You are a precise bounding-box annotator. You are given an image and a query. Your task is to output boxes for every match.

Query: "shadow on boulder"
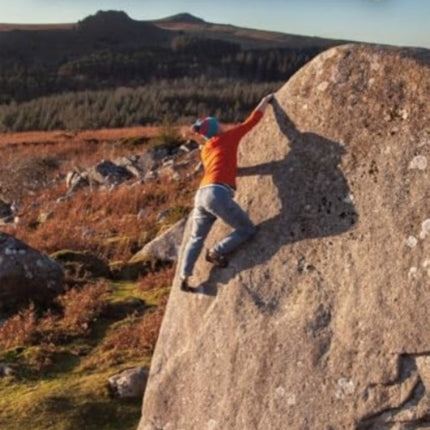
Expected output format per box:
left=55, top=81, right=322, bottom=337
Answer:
left=204, top=100, right=358, bottom=311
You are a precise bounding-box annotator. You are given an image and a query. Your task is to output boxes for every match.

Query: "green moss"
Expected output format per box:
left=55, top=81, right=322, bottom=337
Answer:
left=106, top=280, right=170, bottom=307
left=0, top=278, right=168, bottom=430
left=108, top=281, right=146, bottom=301
left=0, top=371, right=142, bottom=430
left=140, top=286, right=171, bottom=307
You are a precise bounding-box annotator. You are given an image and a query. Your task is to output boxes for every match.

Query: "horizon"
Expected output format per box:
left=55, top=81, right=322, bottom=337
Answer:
left=0, top=0, right=428, bottom=49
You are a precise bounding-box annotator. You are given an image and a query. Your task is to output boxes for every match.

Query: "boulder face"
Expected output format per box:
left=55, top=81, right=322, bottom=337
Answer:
left=138, top=44, right=430, bottom=430
left=0, top=233, right=64, bottom=313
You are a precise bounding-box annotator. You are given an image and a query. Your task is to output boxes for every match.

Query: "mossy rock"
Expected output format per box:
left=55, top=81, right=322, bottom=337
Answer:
left=109, top=259, right=165, bottom=281
left=51, top=250, right=110, bottom=281
left=109, top=260, right=151, bottom=281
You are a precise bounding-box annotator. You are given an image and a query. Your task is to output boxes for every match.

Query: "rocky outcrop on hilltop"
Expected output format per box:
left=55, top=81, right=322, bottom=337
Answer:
left=138, top=44, right=430, bottom=430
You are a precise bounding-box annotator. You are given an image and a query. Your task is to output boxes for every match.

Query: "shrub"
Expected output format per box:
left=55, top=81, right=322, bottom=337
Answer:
left=0, top=154, right=60, bottom=201
left=0, top=304, right=38, bottom=350
left=0, top=282, right=109, bottom=353
left=148, top=118, right=184, bottom=150
left=81, top=294, right=168, bottom=370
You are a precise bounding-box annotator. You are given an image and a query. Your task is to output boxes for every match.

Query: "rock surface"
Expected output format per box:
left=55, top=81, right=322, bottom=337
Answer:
left=108, top=367, right=148, bottom=399
left=130, top=218, right=187, bottom=264
left=138, top=44, right=430, bottom=430
left=0, top=232, right=64, bottom=312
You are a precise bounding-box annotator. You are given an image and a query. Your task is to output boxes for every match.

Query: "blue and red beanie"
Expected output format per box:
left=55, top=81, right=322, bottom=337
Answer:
left=192, top=117, right=219, bottom=139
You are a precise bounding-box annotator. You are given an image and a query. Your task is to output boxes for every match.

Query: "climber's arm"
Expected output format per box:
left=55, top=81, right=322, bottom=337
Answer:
left=255, top=94, right=274, bottom=114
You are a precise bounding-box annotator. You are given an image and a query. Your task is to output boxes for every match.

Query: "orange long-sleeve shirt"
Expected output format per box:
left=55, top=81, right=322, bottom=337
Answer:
left=199, top=109, right=263, bottom=189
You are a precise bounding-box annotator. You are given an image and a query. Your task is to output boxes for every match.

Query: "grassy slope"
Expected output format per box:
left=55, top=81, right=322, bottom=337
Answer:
left=0, top=126, right=196, bottom=430
left=0, top=282, right=162, bottom=430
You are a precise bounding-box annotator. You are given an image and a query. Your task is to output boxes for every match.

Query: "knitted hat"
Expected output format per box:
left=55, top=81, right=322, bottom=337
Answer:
left=192, top=117, right=219, bottom=139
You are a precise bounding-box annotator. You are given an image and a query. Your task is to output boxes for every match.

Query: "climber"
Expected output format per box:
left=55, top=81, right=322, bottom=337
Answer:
left=179, top=93, right=274, bottom=292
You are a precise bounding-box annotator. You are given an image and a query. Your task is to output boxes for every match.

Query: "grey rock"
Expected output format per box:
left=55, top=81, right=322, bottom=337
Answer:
left=130, top=218, right=187, bottom=264
left=0, top=232, right=64, bottom=312
left=108, top=367, right=148, bottom=398
left=138, top=44, right=430, bottom=430
left=88, top=159, right=133, bottom=186
left=137, top=146, right=170, bottom=174
left=114, top=155, right=142, bottom=178
left=0, top=199, right=13, bottom=223
left=0, top=363, right=15, bottom=377
left=50, top=249, right=110, bottom=281
left=65, top=168, right=89, bottom=191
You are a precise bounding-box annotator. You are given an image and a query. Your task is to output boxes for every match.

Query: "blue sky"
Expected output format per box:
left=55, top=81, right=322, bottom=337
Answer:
left=0, top=0, right=429, bottom=48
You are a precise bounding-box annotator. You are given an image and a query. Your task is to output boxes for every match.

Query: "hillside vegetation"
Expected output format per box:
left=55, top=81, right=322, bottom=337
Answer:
left=0, top=125, right=198, bottom=430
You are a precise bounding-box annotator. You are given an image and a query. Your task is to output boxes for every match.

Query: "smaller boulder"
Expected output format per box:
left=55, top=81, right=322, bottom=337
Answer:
left=50, top=249, right=110, bottom=282
left=65, top=168, right=89, bottom=192
left=108, top=367, right=148, bottom=398
left=113, top=155, right=142, bottom=178
left=129, top=218, right=187, bottom=264
left=136, top=145, right=170, bottom=175
left=0, top=199, right=14, bottom=224
left=0, top=363, right=15, bottom=377
left=0, top=233, right=64, bottom=312
left=88, top=160, right=133, bottom=186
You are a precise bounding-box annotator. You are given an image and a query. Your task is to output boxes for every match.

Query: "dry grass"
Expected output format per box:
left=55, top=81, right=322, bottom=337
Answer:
left=0, top=305, right=38, bottom=351
left=81, top=294, right=168, bottom=370
left=7, top=174, right=196, bottom=262
left=0, top=126, right=199, bottom=262
left=138, top=265, right=176, bottom=291
left=0, top=154, right=60, bottom=201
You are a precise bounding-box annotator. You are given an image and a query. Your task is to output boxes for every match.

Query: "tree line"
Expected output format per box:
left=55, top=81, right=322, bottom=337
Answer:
left=0, top=34, right=323, bottom=131
left=0, top=79, right=282, bottom=131
left=0, top=44, right=318, bottom=101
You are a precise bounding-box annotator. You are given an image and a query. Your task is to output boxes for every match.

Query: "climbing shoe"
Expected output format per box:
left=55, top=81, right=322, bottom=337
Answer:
left=205, top=249, right=228, bottom=268
left=180, top=276, right=191, bottom=292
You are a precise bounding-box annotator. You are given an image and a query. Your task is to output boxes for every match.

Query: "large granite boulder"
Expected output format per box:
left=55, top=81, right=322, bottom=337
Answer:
left=138, top=44, right=430, bottom=430
left=0, top=233, right=64, bottom=312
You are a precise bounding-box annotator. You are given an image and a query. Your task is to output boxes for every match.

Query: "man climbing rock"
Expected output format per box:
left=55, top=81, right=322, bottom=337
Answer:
left=179, top=93, right=274, bottom=292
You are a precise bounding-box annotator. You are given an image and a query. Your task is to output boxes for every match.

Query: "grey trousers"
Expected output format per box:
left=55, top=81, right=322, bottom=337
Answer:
left=180, top=185, right=256, bottom=277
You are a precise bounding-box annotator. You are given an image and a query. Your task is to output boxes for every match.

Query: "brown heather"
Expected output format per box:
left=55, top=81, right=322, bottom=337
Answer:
left=81, top=296, right=168, bottom=370
left=0, top=127, right=199, bottom=262
left=0, top=126, right=195, bottom=385
left=0, top=282, right=108, bottom=353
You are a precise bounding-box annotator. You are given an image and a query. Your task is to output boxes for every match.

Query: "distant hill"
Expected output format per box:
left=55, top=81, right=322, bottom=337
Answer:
left=0, top=10, right=346, bottom=50
left=0, top=10, right=350, bottom=129
left=157, top=13, right=207, bottom=25
left=77, top=10, right=170, bottom=44
left=0, top=23, right=75, bottom=31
